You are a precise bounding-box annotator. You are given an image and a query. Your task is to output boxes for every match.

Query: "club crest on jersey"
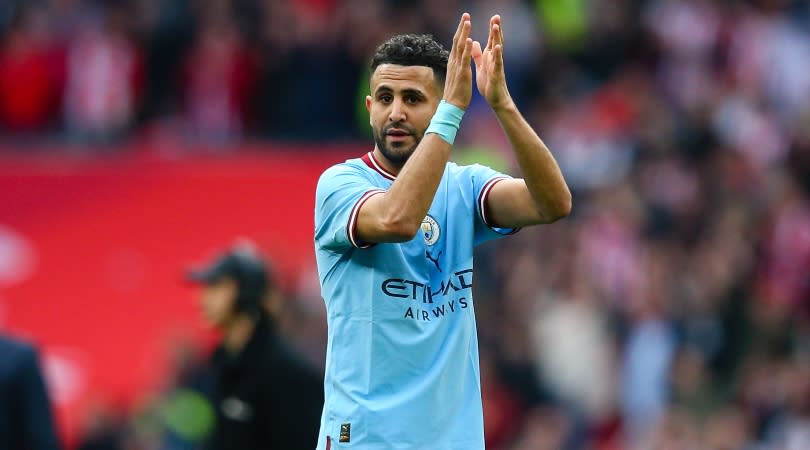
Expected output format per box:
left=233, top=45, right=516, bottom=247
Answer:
left=421, top=215, right=440, bottom=246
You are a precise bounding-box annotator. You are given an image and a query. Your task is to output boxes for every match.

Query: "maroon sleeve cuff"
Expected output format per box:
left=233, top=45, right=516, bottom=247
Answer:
left=347, top=189, right=385, bottom=248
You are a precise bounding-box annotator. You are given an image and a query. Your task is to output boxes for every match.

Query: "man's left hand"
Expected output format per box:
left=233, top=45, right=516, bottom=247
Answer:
left=472, top=15, right=513, bottom=112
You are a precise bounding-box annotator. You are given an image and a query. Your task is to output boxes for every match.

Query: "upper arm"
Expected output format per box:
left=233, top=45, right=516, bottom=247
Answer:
left=485, top=178, right=549, bottom=228
left=314, top=164, right=420, bottom=252
left=354, top=190, right=419, bottom=244
left=465, top=165, right=524, bottom=244
left=315, top=166, right=384, bottom=252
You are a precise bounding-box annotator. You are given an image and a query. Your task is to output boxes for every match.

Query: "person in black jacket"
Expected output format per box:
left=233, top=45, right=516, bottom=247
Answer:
left=188, top=243, right=323, bottom=450
left=0, top=334, right=62, bottom=450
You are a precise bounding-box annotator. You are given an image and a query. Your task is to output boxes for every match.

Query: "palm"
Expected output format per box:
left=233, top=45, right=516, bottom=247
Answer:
left=475, top=48, right=501, bottom=102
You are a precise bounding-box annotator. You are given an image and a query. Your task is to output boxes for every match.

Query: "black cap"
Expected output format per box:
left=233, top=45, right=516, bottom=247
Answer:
left=187, top=244, right=272, bottom=315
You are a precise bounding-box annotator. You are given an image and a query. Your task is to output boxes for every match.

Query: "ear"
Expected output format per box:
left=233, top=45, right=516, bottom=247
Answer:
left=366, top=95, right=373, bottom=125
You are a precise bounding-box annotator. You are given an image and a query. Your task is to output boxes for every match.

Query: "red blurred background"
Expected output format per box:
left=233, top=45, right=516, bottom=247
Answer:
left=0, top=145, right=352, bottom=446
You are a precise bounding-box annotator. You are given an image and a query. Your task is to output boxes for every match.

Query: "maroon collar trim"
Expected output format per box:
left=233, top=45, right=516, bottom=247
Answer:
left=361, top=152, right=397, bottom=180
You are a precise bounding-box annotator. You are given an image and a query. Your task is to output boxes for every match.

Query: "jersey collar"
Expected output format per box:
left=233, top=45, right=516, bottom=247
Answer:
left=362, top=151, right=397, bottom=181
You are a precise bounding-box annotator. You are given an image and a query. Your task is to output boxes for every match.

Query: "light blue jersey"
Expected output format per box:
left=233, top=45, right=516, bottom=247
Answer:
left=313, top=151, right=517, bottom=450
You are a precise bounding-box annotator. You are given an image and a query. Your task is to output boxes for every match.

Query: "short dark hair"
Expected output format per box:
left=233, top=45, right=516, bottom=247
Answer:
left=370, top=34, right=449, bottom=84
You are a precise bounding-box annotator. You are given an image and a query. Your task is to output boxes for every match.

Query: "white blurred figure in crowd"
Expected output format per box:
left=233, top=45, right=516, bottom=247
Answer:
left=530, top=270, right=617, bottom=440
left=63, top=4, right=141, bottom=144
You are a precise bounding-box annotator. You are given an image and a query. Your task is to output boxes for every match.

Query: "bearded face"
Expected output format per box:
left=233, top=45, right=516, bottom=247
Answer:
left=366, top=64, right=442, bottom=168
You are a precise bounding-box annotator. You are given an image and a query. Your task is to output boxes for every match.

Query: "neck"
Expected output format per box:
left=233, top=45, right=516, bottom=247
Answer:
left=222, top=314, right=257, bottom=355
left=372, top=147, right=404, bottom=176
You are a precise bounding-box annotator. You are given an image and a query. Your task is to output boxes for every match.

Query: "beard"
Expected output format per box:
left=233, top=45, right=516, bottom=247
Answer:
left=372, top=122, right=423, bottom=167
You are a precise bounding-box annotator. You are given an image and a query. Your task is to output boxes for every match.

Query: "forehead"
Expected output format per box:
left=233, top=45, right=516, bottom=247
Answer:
left=370, top=64, right=440, bottom=95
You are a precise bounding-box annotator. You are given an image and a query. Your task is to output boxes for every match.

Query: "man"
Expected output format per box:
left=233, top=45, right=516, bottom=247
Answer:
left=188, top=244, right=323, bottom=449
left=0, top=334, right=62, bottom=450
left=313, top=12, right=571, bottom=450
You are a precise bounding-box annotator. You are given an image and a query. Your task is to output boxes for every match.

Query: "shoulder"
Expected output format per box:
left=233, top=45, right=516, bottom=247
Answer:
left=317, top=159, right=373, bottom=189
left=446, top=162, right=506, bottom=182
left=0, top=335, right=39, bottom=375
left=448, top=161, right=495, bottom=173
left=318, top=158, right=368, bottom=181
left=0, top=335, right=37, bottom=358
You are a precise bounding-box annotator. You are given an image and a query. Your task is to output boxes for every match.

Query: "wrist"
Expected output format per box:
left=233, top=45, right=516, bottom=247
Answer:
left=426, top=100, right=465, bottom=145
left=440, top=98, right=467, bottom=110
left=491, top=97, right=517, bottom=116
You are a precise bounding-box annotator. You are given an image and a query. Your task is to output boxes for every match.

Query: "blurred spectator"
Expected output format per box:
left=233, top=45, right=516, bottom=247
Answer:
left=137, top=0, right=195, bottom=124
left=62, top=3, right=142, bottom=144
left=646, top=407, right=700, bottom=450
left=180, top=4, right=257, bottom=144
left=701, top=406, right=755, bottom=450
left=0, top=334, right=62, bottom=450
left=187, top=243, right=323, bottom=450
left=529, top=270, right=617, bottom=448
left=479, top=343, right=529, bottom=450
left=762, top=361, right=810, bottom=449
left=506, top=406, right=570, bottom=450
left=755, top=175, right=810, bottom=310
left=256, top=0, right=364, bottom=140
left=620, top=304, right=677, bottom=448
left=0, top=4, right=61, bottom=135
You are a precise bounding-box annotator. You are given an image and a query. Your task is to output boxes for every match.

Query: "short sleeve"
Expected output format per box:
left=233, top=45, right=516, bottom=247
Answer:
left=315, top=165, right=385, bottom=252
left=464, top=164, right=520, bottom=245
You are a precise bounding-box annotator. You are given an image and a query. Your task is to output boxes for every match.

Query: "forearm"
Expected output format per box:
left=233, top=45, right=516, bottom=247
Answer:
left=495, top=102, right=571, bottom=220
left=356, top=13, right=473, bottom=242
left=380, top=134, right=452, bottom=235
left=378, top=14, right=471, bottom=236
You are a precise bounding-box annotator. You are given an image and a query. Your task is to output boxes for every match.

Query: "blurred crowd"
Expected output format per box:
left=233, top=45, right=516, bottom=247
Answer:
left=0, top=0, right=485, bottom=145
left=3, top=0, right=810, bottom=449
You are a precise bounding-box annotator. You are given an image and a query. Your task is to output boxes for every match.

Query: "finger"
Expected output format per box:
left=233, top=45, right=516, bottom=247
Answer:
left=494, top=44, right=504, bottom=71
left=495, top=14, right=504, bottom=45
left=471, top=40, right=483, bottom=68
left=485, top=16, right=496, bottom=51
left=457, top=20, right=471, bottom=59
left=452, top=13, right=470, bottom=48
left=462, top=37, right=473, bottom=68
left=494, top=23, right=504, bottom=48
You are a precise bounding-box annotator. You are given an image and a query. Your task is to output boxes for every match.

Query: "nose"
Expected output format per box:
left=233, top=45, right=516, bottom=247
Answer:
left=388, top=98, right=406, bottom=122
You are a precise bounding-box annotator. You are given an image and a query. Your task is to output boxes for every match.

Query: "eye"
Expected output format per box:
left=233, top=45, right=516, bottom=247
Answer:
left=405, top=95, right=421, bottom=105
left=379, top=94, right=393, bottom=103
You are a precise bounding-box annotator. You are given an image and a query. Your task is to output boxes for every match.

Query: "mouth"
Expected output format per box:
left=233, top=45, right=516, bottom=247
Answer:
left=386, top=128, right=411, bottom=137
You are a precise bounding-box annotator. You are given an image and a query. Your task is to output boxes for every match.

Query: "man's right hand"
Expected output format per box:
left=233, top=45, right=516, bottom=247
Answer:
left=443, top=13, right=473, bottom=110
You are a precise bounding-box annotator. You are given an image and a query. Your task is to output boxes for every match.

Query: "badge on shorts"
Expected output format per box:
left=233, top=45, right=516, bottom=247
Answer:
left=421, top=215, right=440, bottom=246
left=339, top=423, right=351, bottom=443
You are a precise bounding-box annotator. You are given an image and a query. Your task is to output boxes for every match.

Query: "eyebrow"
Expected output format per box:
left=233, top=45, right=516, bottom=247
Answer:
left=374, top=86, right=427, bottom=99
